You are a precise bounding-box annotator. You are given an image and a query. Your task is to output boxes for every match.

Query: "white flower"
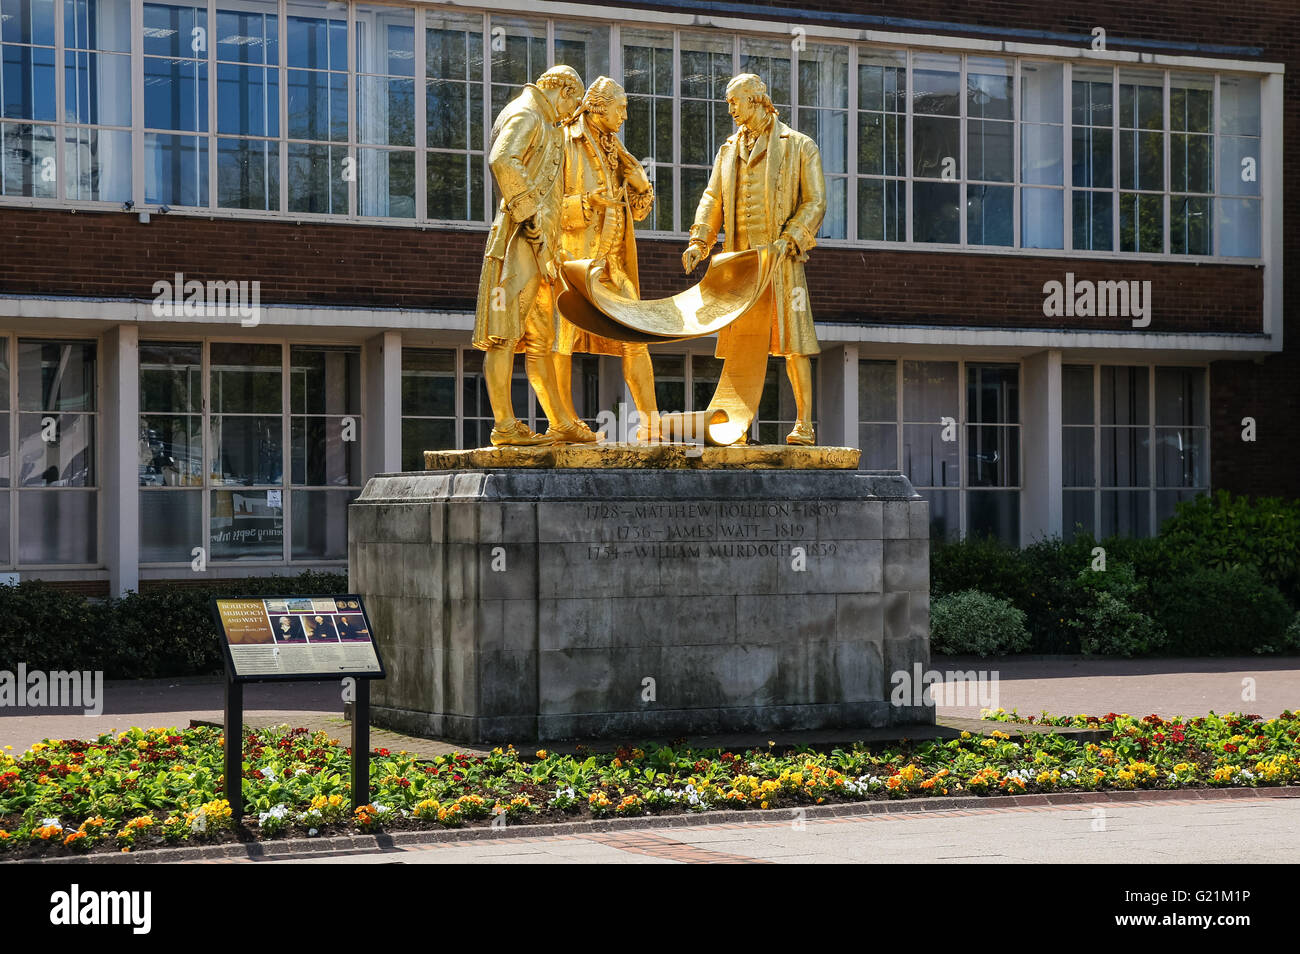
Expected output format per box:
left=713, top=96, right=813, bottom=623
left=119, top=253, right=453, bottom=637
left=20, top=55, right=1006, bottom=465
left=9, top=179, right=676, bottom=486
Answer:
left=308, top=828, right=319, bottom=837
left=40, top=817, right=61, bottom=830
left=259, top=766, right=277, bottom=781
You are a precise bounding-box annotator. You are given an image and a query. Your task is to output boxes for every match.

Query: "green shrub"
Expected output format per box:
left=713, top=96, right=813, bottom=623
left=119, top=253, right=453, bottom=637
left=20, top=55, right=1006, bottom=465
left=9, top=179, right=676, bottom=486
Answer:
left=0, top=572, right=349, bottom=679
left=1152, top=564, right=1293, bottom=656
left=1157, top=491, right=1300, bottom=606
left=1068, top=563, right=1166, bottom=656
left=930, top=589, right=1031, bottom=657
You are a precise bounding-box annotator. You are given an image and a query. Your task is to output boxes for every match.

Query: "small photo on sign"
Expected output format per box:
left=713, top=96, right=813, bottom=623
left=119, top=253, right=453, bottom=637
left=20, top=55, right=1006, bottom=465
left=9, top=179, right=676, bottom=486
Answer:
left=303, top=614, right=340, bottom=642
left=285, top=598, right=314, bottom=613
left=270, top=615, right=307, bottom=643
left=265, top=600, right=289, bottom=614
left=335, top=614, right=370, bottom=641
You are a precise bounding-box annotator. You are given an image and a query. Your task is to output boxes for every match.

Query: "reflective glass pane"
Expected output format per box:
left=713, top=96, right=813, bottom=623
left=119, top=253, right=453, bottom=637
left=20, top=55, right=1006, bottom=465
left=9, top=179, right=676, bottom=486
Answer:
left=1062, top=426, right=1094, bottom=486
left=291, top=488, right=355, bottom=560
left=1101, top=489, right=1150, bottom=538
left=290, top=346, right=359, bottom=415
left=401, top=417, right=454, bottom=470
left=18, top=339, right=95, bottom=410
left=858, top=359, right=897, bottom=421
left=291, top=416, right=359, bottom=486
left=210, top=415, right=283, bottom=484
left=968, top=490, right=1019, bottom=543
left=903, top=360, right=958, bottom=422
left=1062, top=365, right=1094, bottom=425
left=144, top=132, right=207, bottom=205
left=902, top=423, right=959, bottom=488
left=18, top=488, right=95, bottom=563
left=18, top=412, right=94, bottom=485
left=857, top=422, right=896, bottom=470
left=1155, top=367, right=1206, bottom=426
left=63, top=125, right=131, bottom=201
left=139, top=488, right=201, bottom=561
left=210, top=488, right=283, bottom=559
left=1100, top=426, right=1149, bottom=487
left=140, top=341, right=201, bottom=413
left=216, top=136, right=278, bottom=209
left=1155, top=427, right=1205, bottom=488
left=139, top=414, right=202, bottom=485
left=1100, top=366, right=1148, bottom=425
left=210, top=342, right=280, bottom=413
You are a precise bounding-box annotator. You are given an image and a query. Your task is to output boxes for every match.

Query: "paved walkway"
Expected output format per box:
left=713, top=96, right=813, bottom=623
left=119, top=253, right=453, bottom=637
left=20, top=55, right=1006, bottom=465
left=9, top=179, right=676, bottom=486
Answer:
left=2, top=656, right=1298, bottom=753
left=244, top=794, right=1300, bottom=864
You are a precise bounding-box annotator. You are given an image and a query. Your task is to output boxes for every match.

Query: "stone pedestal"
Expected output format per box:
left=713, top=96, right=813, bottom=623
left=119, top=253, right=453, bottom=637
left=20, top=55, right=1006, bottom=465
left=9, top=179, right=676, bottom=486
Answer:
left=348, top=468, right=932, bottom=743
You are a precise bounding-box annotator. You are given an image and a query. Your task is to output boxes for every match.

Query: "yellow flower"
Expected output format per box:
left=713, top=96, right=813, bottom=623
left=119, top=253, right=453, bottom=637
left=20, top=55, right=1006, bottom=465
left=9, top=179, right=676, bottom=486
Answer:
left=535, top=749, right=548, bottom=759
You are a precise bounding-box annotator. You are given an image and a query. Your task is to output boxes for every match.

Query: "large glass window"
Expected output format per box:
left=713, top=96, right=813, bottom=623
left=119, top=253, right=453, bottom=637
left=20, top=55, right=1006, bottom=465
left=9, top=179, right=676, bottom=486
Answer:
left=209, top=341, right=282, bottom=560
left=355, top=3, right=414, bottom=218
left=860, top=357, right=1019, bottom=543
left=400, top=347, right=454, bottom=470
left=140, top=340, right=358, bottom=566
left=425, top=10, right=482, bottom=222
left=15, top=339, right=97, bottom=565
left=64, top=0, right=132, bottom=201
left=1020, top=60, right=1063, bottom=249
left=143, top=1, right=208, bottom=206
left=754, top=356, right=816, bottom=445
left=1062, top=364, right=1208, bottom=539
left=286, top=0, right=347, bottom=213
left=965, top=57, right=1013, bottom=247
left=0, top=7, right=1275, bottom=257
left=139, top=342, right=202, bottom=562
left=856, top=50, right=905, bottom=242
left=0, top=0, right=56, bottom=198
left=622, top=27, right=673, bottom=232
left=215, top=0, right=279, bottom=210
left=290, top=344, right=360, bottom=559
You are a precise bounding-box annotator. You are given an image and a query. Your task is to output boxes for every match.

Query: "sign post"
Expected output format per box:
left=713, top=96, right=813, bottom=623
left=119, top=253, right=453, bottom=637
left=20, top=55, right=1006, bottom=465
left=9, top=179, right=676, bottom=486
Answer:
left=211, top=594, right=386, bottom=824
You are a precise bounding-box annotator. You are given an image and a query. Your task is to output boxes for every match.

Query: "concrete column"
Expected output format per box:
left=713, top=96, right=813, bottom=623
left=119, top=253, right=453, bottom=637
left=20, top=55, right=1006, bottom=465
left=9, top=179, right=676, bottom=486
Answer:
left=103, top=324, right=139, bottom=596
left=1021, top=349, right=1062, bottom=545
left=816, top=343, right=858, bottom=448
left=363, top=331, right=402, bottom=476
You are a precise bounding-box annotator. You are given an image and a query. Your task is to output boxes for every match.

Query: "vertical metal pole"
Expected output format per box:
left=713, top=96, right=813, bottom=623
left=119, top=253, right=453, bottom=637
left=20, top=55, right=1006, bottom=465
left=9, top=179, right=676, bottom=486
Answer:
left=351, top=678, right=370, bottom=809
left=224, top=679, right=243, bottom=823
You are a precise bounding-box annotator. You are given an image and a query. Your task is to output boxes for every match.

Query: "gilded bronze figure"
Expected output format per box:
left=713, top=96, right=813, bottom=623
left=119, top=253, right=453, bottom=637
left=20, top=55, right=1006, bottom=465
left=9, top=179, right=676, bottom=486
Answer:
left=683, top=73, right=827, bottom=446
left=552, top=76, right=661, bottom=442
left=472, top=64, right=598, bottom=446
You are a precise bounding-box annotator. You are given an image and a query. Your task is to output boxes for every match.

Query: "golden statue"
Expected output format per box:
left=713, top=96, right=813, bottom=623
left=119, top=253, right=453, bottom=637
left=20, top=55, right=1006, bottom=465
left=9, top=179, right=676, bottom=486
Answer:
left=552, top=76, right=661, bottom=442
left=472, top=65, right=599, bottom=446
left=682, top=73, right=827, bottom=446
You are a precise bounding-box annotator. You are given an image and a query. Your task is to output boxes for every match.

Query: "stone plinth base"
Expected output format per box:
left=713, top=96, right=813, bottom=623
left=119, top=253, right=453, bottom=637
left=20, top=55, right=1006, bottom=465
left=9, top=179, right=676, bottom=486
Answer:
left=349, top=469, right=932, bottom=744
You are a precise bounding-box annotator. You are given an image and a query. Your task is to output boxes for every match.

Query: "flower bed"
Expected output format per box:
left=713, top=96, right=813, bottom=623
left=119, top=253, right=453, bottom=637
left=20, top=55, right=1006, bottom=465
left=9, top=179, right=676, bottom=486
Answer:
left=2, top=710, right=1298, bottom=858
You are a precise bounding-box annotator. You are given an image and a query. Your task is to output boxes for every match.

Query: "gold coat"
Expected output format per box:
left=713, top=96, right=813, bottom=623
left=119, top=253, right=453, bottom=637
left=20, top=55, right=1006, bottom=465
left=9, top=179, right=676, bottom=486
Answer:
left=688, top=118, right=826, bottom=357
left=472, top=84, right=566, bottom=351
left=556, top=114, right=654, bottom=356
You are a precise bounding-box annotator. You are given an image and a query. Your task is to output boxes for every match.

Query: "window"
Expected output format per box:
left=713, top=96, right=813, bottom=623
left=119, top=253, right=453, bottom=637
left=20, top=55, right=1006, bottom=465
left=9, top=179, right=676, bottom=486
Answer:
left=215, top=0, right=278, bottom=210
left=143, top=1, right=208, bottom=206
left=14, top=339, right=98, bottom=565
left=139, top=341, right=202, bottom=562
left=1020, top=60, right=1063, bottom=249
left=355, top=3, right=414, bottom=218
left=622, top=28, right=673, bottom=232
left=856, top=50, right=905, bottom=242
left=798, top=44, right=847, bottom=239
left=965, top=57, right=1013, bottom=246
left=1118, top=69, right=1164, bottom=253
left=1217, top=75, right=1261, bottom=257
left=64, top=0, right=132, bottom=201
left=859, top=357, right=1020, bottom=543
left=1062, top=364, right=1208, bottom=539
left=678, top=31, right=731, bottom=233
left=140, top=340, right=357, bottom=565
left=0, top=4, right=1275, bottom=257
left=285, top=0, right=346, bottom=213
left=1071, top=66, right=1114, bottom=251
left=400, top=347, right=455, bottom=469
left=289, top=345, right=360, bottom=559
left=425, top=10, right=482, bottom=221
left=0, top=0, right=56, bottom=198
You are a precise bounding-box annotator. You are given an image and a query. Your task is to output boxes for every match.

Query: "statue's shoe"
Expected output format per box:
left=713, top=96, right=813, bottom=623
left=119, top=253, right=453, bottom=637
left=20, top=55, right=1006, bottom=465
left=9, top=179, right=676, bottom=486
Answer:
left=489, top=419, right=554, bottom=447
left=546, top=420, right=603, bottom=444
left=785, top=421, right=816, bottom=446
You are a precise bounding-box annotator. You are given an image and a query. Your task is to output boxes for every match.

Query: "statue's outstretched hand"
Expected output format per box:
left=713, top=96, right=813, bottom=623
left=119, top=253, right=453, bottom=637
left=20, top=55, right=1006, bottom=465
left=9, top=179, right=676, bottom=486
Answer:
left=682, top=243, right=706, bottom=274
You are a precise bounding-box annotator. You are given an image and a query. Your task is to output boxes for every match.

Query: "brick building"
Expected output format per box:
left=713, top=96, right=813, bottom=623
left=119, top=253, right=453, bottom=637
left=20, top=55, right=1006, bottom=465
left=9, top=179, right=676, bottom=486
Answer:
left=0, top=0, right=1292, bottom=595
